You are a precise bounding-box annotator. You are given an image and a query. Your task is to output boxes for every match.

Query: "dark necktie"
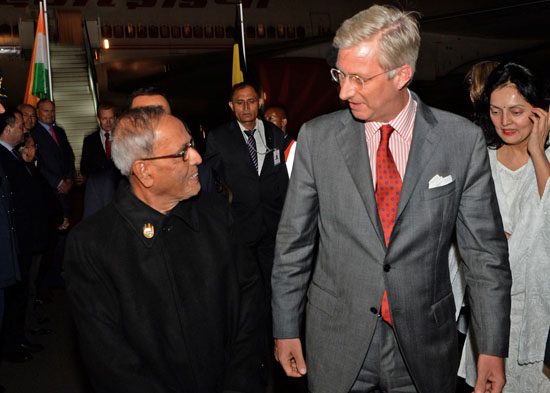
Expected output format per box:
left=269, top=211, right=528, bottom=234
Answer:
left=375, top=124, right=402, bottom=326
left=104, top=132, right=111, bottom=160
left=244, top=129, right=258, bottom=171
left=49, top=126, right=59, bottom=146
left=11, top=148, right=23, bottom=161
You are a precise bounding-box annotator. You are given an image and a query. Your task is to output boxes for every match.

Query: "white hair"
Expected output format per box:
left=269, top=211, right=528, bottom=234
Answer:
left=111, top=107, right=164, bottom=176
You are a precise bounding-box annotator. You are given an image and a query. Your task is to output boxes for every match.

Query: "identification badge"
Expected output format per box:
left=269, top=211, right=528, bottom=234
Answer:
left=273, top=148, right=281, bottom=166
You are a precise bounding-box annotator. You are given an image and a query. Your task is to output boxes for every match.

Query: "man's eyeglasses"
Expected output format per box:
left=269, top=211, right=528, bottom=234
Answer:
left=140, top=140, right=195, bottom=162
left=330, top=67, right=398, bottom=90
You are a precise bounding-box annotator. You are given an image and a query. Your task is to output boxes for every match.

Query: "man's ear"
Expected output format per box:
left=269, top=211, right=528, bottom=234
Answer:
left=394, top=64, right=413, bottom=90
left=131, top=160, right=154, bottom=188
left=258, top=98, right=264, bottom=109
left=228, top=101, right=234, bottom=112
left=282, top=118, right=288, bottom=129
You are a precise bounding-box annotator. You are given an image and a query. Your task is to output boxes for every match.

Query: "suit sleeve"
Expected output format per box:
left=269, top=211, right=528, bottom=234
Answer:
left=204, top=130, right=225, bottom=182
left=224, top=208, right=264, bottom=393
left=271, top=122, right=319, bottom=338
left=455, top=128, right=512, bottom=357
left=64, top=230, right=172, bottom=393
left=60, top=128, right=76, bottom=181
left=80, top=136, right=92, bottom=178
left=31, top=130, right=61, bottom=190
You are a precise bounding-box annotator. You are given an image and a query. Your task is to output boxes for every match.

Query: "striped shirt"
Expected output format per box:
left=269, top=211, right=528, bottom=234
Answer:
left=364, top=90, right=417, bottom=187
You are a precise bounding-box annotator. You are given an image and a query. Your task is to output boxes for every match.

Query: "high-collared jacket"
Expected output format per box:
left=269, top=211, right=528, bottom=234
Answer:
left=64, top=182, right=264, bottom=393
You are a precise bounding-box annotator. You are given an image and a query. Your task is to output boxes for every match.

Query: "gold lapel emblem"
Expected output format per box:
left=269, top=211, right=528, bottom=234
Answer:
left=143, top=223, right=154, bottom=238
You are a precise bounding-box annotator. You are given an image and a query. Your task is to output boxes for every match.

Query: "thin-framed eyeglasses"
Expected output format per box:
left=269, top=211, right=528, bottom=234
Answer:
left=330, top=67, right=399, bottom=90
left=140, top=140, right=195, bottom=162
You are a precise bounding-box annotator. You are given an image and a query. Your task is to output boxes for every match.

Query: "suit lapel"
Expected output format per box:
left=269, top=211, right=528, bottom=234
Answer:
left=38, top=124, right=60, bottom=151
left=396, top=96, right=441, bottom=219
left=335, top=113, right=386, bottom=247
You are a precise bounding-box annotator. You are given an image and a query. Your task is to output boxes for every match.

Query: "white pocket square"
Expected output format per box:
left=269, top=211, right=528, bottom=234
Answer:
left=428, top=174, right=454, bottom=189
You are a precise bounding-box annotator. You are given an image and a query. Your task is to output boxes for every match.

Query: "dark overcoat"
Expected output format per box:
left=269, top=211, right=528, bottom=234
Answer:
left=64, top=182, right=264, bottom=393
left=0, top=161, right=19, bottom=288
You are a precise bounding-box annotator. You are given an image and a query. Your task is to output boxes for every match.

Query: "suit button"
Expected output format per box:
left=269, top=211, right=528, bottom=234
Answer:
left=370, top=307, right=378, bottom=314
left=383, top=264, right=391, bottom=272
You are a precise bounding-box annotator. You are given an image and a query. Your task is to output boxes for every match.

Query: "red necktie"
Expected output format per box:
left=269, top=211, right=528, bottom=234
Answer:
left=104, top=132, right=111, bottom=160
left=49, top=126, right=59, bottom=146
left=375, top=124, right=402, bottom=325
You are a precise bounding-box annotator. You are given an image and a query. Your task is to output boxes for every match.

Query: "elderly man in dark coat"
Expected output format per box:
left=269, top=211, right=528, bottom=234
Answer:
left=64, top=107, right=263, bottom=393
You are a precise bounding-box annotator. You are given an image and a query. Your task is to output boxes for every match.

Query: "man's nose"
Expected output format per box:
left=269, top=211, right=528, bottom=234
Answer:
left=189, top=147, right=202, bottom=165
left=338, top=77, right=356, bottom=101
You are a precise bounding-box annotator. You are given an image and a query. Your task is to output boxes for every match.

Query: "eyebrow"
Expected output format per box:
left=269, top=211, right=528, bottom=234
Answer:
left=489, top=104, right=527, bottom=110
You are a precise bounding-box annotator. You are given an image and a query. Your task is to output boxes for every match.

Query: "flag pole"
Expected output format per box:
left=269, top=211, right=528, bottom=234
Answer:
left=42, top=0, right=53, bottom=101
left=239, top=1, right=247, bottom=69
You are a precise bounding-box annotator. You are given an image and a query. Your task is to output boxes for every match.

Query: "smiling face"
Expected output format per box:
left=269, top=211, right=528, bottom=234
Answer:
left=336, top=39, right=411, bottom=123
left=489, top=84, right=534, bottom=148
left=20, top=105, right=37, bottom=131
left=147, top=115, right=202, bottom=207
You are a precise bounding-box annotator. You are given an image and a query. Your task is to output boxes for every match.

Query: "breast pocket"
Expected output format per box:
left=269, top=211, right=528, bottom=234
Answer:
left=422, top=181, right=456, bottom=201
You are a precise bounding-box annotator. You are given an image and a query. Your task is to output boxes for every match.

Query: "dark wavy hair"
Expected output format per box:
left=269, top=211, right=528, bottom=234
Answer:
left=478, top=61, right=549, bottom=149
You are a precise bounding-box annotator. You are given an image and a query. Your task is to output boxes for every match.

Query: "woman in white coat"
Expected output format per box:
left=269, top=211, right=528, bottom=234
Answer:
left=459, top=62, right=550, bottom=392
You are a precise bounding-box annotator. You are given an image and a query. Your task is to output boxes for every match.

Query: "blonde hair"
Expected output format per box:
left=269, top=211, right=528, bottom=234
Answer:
left=465, top=60, right=500, bottom=104
left=333, top=5, right=421, bottom=78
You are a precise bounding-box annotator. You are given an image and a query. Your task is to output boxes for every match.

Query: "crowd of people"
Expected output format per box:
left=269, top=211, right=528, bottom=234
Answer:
left=1, top=4, right=550, bottom=393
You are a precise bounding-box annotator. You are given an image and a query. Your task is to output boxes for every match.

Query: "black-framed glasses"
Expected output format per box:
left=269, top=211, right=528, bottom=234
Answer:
left=330, top=67, right=398, bottom=90
left=140, top=140, right=195, bottom=162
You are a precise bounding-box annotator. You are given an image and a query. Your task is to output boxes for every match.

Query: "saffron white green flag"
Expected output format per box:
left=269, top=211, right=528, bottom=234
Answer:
left=24, top=2, right=50, bottom=106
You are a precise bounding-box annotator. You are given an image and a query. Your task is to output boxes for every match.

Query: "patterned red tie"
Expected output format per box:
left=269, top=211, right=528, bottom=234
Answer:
left=49, top=126, right=59, bottom=146
left=375, top=124, right=402, bottom=325
left=104, top=132, right=111, bottom=160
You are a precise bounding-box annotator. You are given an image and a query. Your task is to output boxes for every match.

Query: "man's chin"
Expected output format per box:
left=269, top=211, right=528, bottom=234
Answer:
left=349, top=107, right=369, bottom=122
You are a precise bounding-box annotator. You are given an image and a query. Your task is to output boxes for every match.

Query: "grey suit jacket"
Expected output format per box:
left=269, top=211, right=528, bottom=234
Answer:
left=271, top=93, right=512, bottom=393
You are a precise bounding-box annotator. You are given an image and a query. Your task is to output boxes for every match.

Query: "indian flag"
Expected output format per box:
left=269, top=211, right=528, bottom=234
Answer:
left=24, top=2, right=50, bottom=106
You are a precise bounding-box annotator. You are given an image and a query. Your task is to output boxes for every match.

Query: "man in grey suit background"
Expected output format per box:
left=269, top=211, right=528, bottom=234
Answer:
left=271, top=5, right=512, bottom=393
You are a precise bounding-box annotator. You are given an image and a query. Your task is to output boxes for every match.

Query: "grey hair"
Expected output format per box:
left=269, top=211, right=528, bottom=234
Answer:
left=111, top=106, right=165, bottom=176
left=16, top=103, right=36, bottom=112
left=333, top=5, right=421, bottom=79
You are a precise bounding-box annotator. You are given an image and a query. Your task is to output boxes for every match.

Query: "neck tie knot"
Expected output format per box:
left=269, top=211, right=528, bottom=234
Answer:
left=379, top=124, right=394, bottom=143
left=244, top=129, right=256, bottom=138
left=105, top=132, right=110, bottom=140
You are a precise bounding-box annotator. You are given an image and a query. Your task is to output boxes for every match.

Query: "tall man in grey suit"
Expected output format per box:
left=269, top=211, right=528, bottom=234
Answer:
left=272, top=5, right=512, bottom=393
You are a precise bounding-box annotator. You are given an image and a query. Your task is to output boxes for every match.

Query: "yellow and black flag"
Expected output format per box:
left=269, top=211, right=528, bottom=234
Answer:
left=232, top=2, right=247, bottom=87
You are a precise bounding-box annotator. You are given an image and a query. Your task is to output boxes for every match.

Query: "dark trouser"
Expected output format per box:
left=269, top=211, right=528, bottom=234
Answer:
left=2, top=253, right=32, bottom=352
left=25, top=254, right=42, bottom=329
left=349, top=318, right=417, bottom=393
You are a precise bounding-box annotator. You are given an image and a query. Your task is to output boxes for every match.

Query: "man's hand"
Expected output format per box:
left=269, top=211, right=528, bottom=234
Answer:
left=57, top=178, right=73, bottom=194
left=58, top=217, right=69, bottom=231
left=274, top=338, right=307, bottom=378
left=473, top=354, right=506, bottom=393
